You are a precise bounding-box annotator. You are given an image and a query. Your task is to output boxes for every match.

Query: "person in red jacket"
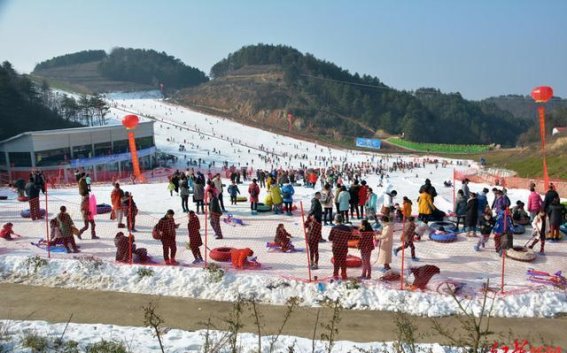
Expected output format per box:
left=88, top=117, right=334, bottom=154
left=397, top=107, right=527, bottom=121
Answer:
left=155, top=209, right=179, bottom=265
left=358, top=219, right=375, bottom=279
left=274, top=223, right=293, bottom=252
left=248, top=179, right=260, bottom=215
left=329, top=214, right=352, bottom=280
left=0, top=223, right=21, bottom=240
left=305, top=214, right=322, bottom=270
left=358, top=180, right=369, bottom=219
left=188, top=211, right=203, bottom=263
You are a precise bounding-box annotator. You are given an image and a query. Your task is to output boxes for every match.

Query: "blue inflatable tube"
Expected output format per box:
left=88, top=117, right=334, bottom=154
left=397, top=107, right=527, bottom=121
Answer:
left=20, top=209, right=46, bottom=218
left=429, top=230, right=458, bottom=243
left=560, top=223, right=567, bottom=235
left=429, top=221, right=457, bottom=233
left=96, top=203, right=112, bottom=214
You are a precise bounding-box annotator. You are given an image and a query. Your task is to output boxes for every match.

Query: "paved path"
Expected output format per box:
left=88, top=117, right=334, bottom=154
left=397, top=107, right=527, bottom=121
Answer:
left=1, top=283, right=565, bottom=347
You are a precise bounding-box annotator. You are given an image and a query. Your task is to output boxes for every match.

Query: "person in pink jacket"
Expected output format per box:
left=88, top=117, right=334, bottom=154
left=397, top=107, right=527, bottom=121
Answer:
left=527, top=186, right=543, bottom=222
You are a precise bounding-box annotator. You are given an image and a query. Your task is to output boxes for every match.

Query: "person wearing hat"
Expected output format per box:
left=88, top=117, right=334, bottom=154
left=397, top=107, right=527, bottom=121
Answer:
left=155, top=209, right=179, bottom=265
left=380, top=190, right=397, bottom=218
left=512, top=201, right=530, bottom=225
left=208, top=189, right=224, bottom=239
left=542, top=183, right=559, bottom=214
left=464, top=192, right=478, bottom=237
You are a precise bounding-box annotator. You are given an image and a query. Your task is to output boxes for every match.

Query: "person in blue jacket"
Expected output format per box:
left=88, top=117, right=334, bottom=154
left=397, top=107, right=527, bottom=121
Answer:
left=281, top=183, right=295, bottom=216
left=492, top=206, right=514, bottom=256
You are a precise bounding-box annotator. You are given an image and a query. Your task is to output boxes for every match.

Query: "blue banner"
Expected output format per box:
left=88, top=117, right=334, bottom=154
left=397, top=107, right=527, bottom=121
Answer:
left=355, top=137, right=381, bottom=150
left=70, top=147, right=156, bottom=168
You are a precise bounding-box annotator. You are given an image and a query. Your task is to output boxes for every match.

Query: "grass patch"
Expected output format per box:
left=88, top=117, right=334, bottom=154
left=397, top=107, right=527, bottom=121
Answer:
left=387, top=137, right=491, bottom=154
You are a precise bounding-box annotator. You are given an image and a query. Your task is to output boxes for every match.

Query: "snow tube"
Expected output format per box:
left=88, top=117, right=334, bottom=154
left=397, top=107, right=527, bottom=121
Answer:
left=209, top=247, right=234, bottom=262
left=506, top=246, right=536, bottom=262
left=429, top=231, right=458, bottom=243
left=331, top=255, right=362, bottom=268
left=0, top=196, right=7, bottom=200
left=513, top=224, right=525, bottom=235
left=560, top=223, right=567, bottom=235
left=20, top=208, right=46, bottom=218
left=292, top=183, right=302, bottom=187
left=96, top=203, right=112, bottom=214
left=347, top=239, right=359, bottom=248
left=256, top=203, right=272, bottom=213
left=429, top=221, right=457, bottom=233
left=17, top=196, right=29, bottom=202
left=236, top=195, right=247, bottom=202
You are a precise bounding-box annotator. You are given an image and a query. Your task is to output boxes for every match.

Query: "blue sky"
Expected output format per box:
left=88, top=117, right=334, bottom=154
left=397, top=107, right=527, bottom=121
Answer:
left=0, top=0, right=566, bottom=100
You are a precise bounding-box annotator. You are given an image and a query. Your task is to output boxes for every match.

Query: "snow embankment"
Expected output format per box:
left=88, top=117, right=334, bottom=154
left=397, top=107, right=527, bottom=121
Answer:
left=1, top=255, right=565, bottom=319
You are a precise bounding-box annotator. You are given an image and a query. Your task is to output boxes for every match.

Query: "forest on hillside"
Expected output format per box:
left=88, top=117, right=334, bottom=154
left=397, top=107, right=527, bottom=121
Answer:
left=210, top=44, right=530, bottom=146
left=34, top=48, right=209, bottom=90
left=0, top=61, right=81, bottom=141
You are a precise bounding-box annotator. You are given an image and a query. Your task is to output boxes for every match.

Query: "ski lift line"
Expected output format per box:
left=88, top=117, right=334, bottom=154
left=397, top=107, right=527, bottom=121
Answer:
left=302, top=74, right=567, bottom=102
left=300, top=74, right=392, bottom=90
left=111, top=105, right=285, bottom=157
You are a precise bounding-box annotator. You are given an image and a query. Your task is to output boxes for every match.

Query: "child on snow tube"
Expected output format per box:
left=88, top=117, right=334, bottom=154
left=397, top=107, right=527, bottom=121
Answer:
left=271, top=224, right=294, bottom=252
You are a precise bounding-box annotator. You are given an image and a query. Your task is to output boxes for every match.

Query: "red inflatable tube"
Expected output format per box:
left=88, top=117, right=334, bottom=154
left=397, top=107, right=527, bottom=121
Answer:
left=209, top=247, right=234, bottom=262
left=331, top=255, right=362, bottom=268
left=17, top=196, right=29, bottom=202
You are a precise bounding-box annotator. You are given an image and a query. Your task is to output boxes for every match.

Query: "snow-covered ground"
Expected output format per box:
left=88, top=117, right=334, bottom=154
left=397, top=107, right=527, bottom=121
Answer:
left=0, top=319, right=457, bottom=353
left=0, top=93, right=566, bottom=319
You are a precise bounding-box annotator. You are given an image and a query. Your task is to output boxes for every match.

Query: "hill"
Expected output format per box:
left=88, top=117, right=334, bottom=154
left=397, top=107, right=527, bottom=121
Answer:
left=0, top=61, right=82, bottom=141
left=32, top=48, right=208, bottom=93
left=481, top=94, right=567, bottom=120
left=176, top=44, right=529, bottom=146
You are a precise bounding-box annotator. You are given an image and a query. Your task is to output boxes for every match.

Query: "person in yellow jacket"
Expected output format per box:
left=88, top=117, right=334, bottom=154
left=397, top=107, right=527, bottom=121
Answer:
left=417, top=191, right=435, bottom=222
left=270, top=184, right=283, bottom=214
left=266, top=175, right=273, bottom=190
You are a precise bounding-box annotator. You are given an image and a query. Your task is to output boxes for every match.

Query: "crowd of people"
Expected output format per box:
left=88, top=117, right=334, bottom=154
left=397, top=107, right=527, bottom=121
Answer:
left=5, top=154, right=565, bottom=287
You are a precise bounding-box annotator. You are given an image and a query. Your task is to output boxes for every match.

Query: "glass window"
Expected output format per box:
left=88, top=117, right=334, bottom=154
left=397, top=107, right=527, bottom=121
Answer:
left=72, top=144, right=93, bottom=159
left=94, top=142, right=112, bottom=157
left=136, top=136, right=154, bottom=150
left=113, top=140, right=129, bottom=154
left=9, top=152, right=32, bottom=167
left=35, top=148, right=71, bottom=167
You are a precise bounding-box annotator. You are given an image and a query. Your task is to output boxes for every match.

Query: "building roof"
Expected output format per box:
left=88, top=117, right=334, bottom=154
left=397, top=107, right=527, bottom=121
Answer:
left=0, top=121, right=154, bottom=146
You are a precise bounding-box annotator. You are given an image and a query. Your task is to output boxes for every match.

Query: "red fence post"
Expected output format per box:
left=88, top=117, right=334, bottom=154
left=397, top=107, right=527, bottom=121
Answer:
left=204, top=197, right=208, bottom=268
left=501, top=209, right=508, bottom=293
left=45, top=183, right=50, bottom=259
left=400, top=215, right=406, bottom=290
left=299, top=201, right=312, bottom=282
left=128, top=195, right=133, bottom=265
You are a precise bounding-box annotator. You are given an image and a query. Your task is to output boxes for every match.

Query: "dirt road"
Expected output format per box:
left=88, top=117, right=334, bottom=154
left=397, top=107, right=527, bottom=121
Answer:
left=2, top=283, right=565, bottom=347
